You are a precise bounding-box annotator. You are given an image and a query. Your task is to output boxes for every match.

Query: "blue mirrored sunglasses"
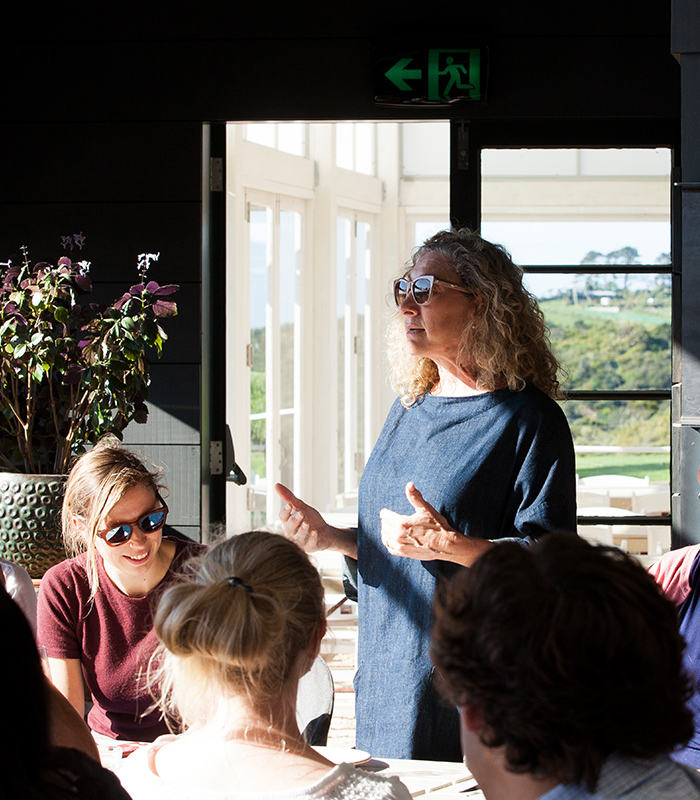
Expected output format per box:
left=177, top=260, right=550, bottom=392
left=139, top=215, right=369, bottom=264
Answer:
left=393, top=275, right=472, bottom=306
left=97, top=501, right=169, bottom=547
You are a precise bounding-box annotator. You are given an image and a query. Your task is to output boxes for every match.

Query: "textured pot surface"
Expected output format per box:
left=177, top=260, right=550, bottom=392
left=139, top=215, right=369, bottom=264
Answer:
left=0, top=473, right=67, bottom=579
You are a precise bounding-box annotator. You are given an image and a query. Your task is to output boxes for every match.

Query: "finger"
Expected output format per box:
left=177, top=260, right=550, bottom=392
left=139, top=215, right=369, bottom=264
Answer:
left=405, top=481, right=431, bottom=512
left=275, top=482, right=299, bottom=506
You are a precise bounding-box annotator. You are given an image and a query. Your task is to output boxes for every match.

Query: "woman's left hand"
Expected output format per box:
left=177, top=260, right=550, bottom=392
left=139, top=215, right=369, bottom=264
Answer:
left=380, top=482, right=459, bottom=561
left=380, top=482, right=492, bottom=566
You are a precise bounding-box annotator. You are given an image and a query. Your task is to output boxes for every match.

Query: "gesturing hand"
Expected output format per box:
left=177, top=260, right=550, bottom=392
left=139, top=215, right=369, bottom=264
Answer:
left=380, top=482, right=458, bottom=562
left=275, top=483, right=334, bottom=553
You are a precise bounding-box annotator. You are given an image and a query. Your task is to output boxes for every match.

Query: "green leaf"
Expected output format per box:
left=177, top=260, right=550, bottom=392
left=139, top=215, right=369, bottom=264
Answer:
left=54, top=306, right=70, bottom=324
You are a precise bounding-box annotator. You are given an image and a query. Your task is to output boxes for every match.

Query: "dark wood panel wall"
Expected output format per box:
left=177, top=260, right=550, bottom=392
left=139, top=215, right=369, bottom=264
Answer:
left=0, top=0, right=686, bottom=541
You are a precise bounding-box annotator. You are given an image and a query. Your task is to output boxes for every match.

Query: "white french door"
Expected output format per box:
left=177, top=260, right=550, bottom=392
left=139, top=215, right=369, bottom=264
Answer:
left=245, top=191, right=304, bottom=527
left=335, top=212, right=373, bottom=506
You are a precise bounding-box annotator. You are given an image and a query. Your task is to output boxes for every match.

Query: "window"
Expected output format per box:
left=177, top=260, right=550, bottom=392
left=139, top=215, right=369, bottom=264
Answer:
left=244, top=123, right=306, bottom=156
left=482, top=147, right=672, bottom=555
left=336, top=214, right=373, bottom=505
left=246, top=195, right=303, bottom=527
left=226, top=122, right=449, bottom=530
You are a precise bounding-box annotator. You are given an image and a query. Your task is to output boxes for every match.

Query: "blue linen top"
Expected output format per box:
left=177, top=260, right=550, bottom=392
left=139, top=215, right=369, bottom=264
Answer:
left=353, top=387, right=576, bottom=760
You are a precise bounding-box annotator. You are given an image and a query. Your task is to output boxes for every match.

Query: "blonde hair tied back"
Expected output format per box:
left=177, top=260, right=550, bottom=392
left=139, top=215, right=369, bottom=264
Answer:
left=154, top=530, right=325, bottom=728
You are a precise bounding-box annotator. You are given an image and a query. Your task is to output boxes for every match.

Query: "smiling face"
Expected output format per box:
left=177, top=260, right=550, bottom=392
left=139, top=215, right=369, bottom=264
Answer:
left=93, top=483, right=169, bottom=596
left=399, top=252, right=480, bottom=368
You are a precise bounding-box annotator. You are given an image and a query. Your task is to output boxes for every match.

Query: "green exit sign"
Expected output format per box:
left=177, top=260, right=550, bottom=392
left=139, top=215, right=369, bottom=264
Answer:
left=373, top=46, right=488, bottom=106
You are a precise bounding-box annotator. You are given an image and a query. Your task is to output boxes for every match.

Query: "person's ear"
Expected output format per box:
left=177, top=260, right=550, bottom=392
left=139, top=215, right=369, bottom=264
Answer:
left=459, top=702, right=485, bottom=732
left=71, top=515, right=85, bottom=533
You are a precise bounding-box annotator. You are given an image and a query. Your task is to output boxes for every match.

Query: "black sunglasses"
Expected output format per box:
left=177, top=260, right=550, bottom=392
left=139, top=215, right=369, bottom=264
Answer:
left=393, top=275, right=472, bottom=306
left=97, top=498, right=169, bottom=547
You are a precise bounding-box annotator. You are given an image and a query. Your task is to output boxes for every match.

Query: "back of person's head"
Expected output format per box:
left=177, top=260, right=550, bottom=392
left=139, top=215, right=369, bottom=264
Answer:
left=62, top=438, right=165, bottom=594
left=154, top=530, right=325, bottom=728
left=431, top=533, right=693, bottom=791
left=0, top=585, right=51, bottom=796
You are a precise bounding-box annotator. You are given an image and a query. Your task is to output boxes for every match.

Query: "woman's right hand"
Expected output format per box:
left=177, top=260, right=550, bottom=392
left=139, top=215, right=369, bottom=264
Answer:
left=275, top=484, right=335, bottom=552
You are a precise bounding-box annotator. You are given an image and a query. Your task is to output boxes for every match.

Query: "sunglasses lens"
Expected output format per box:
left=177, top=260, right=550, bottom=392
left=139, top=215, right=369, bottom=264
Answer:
left=141, top=510, right=166, bottom=533
left=105, top=525, right=132, bottom=546
left=412, top=278, right=433, bottom=304
left=394, top=279, right=409, bottom=305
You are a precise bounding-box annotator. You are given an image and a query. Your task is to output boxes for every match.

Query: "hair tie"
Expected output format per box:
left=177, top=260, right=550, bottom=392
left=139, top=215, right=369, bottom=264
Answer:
left=227, top=576, right=253, bottom=593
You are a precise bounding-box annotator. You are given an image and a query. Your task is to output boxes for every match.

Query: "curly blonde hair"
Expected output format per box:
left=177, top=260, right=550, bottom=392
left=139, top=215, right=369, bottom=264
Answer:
left=389, top=228, right=562, bottom=406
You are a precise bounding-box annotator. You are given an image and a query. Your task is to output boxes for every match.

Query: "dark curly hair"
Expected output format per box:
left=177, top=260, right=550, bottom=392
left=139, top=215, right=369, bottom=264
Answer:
left=431, top=533, right=693, bottom=792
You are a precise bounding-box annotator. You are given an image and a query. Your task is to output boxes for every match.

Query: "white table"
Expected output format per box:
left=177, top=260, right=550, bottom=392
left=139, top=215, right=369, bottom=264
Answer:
left=359, top=757, right=484, bottom=799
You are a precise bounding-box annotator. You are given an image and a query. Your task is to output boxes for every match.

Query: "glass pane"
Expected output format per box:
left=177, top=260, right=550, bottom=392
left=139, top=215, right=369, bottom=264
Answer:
left=278, top=123, right=305, bottom=156
left=563, top=398, right=670, bottom=520
left=564, top=398, right=670, bottom=454
left=355, top=123, right=375, bottom=176
left=529, top=272, right=671, bottom=391
left=336, top=124, right=354, bottom=170
left=481, top=147, right=671, bottom=267
left=336, top=217, right=352, bottom=494
left=402, top=122, right=450, bottom=176
left=245, top=123, right=276, bottom=148
left=413, top=220, right=451, bottom=249
left=279, top=209, right=300, bottom=489
left=481, top=221, right=671, bottom=267
left=356, top=222, right=370, bottom=470
left=578, top=524, right=671, bottom=556
left=249, top=205, right=270, bottom=493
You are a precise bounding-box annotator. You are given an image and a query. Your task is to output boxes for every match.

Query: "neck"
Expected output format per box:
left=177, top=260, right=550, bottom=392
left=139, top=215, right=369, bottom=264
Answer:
left=432, top=362, right=486, bottom=396
left=480, top=773, right=559, bottom=800
left=200, top=682, right=306, bottom=749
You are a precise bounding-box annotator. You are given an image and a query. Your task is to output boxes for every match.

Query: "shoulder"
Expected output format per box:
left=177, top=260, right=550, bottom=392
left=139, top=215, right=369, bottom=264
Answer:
left=1, top=557, right=37, bottom=632
left=501, top=385, right=567, bottom=422
left=169, top=538, right=206, bottom=571
left=649, top=544, right=700, bottom=605
left=319, top=763, right=412, bottom=800
left=39, top=555, right=89, bottom=596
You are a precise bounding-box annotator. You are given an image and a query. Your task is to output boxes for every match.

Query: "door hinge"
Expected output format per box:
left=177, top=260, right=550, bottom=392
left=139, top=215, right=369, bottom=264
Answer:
left=210, top=157, right=223, bottom=192
left=210, top=441, right=223, bottom=475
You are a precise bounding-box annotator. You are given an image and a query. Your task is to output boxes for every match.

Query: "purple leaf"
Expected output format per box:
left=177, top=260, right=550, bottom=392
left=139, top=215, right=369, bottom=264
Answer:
left=152, top=299, right=178, bottom=317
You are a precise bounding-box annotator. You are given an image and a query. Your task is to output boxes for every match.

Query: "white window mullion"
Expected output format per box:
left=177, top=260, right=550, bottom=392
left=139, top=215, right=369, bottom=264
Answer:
left=267, top=201, right=282, bottom=523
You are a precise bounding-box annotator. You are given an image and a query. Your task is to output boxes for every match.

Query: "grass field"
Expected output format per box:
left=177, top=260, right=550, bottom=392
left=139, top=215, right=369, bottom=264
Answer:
left=575, top=452, right=669, bottom=482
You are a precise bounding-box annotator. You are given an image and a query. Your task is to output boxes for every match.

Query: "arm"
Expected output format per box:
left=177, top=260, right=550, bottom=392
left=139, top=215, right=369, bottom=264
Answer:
left=275, top=483, right=358, bottom=560
left=380, top=482, right=493, bottom=568
left=48, top=656, right=86, bottom=721
left=46, top=677, right=99, bottom=760
left=648, top=544, right=700, bottom=606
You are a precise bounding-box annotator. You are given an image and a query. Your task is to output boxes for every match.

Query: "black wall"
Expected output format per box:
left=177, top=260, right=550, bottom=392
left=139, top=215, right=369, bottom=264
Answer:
left=0, top=0, right=681, bottom=539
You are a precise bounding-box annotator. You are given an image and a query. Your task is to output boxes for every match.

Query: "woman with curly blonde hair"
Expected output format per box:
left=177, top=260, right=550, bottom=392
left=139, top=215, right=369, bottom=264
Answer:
left=388, top=228, right=562, bottom=406
left=275, top=227, right=576, bottom=762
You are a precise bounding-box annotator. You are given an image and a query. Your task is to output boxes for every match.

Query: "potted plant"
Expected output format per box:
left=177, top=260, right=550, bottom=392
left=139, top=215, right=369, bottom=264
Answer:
left=0, top=233, right=178, bottom=576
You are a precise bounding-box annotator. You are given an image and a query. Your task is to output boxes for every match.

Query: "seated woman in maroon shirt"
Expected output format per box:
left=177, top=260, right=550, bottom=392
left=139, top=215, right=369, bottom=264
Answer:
left=37, top=440, right=204, bottom=742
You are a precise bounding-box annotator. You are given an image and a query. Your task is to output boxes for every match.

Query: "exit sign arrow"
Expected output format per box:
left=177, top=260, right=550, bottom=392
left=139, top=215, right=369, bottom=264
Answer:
left=384, top=57, right=422, bottom=91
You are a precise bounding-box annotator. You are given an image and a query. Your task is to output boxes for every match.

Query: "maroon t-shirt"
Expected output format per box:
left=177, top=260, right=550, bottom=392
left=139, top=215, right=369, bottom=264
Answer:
left=37, top=537, right=204, bottom=741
